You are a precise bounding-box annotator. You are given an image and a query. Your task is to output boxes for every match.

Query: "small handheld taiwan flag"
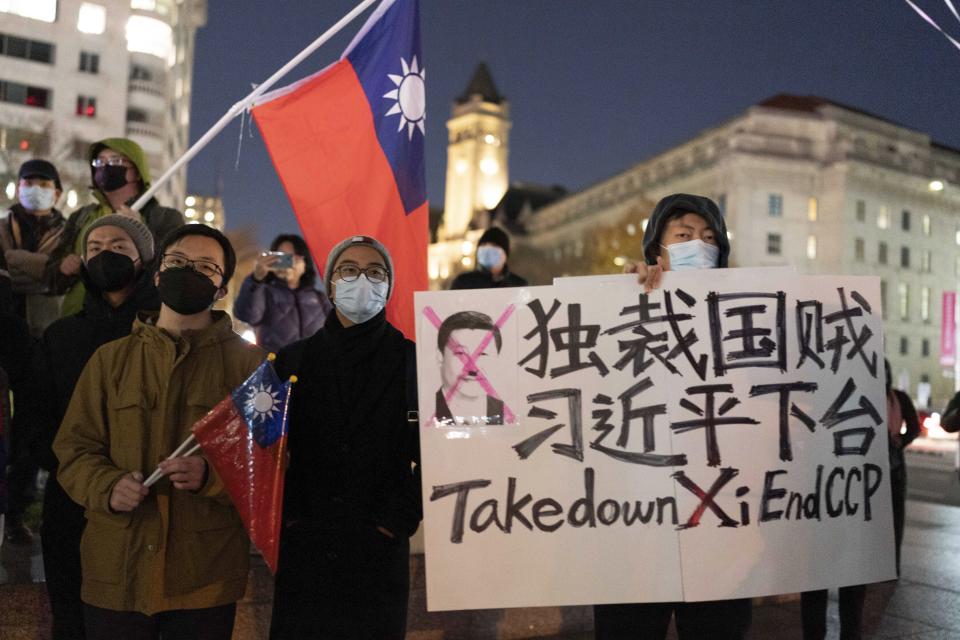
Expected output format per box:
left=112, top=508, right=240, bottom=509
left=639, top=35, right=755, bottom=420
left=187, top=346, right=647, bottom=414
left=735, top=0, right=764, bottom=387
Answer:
left=192, top=357, right=293, bottom=574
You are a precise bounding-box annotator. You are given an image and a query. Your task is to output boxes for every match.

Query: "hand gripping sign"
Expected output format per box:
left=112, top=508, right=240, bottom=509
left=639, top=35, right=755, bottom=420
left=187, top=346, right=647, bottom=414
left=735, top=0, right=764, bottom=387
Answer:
left=416, top=269, right=894, bottom=612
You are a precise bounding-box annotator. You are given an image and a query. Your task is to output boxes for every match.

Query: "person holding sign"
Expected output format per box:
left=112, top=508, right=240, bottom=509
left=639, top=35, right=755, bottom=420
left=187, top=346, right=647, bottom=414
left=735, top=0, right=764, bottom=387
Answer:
left=269, top=235, right=421, bottom=640
left=593, top=193, right=752, bottom=639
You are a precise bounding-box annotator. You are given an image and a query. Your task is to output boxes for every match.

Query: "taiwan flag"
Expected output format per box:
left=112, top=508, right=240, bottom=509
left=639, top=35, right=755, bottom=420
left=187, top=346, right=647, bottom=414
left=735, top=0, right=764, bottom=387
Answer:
left=192, top=358, right=293, bottom=574
left=252, top=0, right=427, bottom=340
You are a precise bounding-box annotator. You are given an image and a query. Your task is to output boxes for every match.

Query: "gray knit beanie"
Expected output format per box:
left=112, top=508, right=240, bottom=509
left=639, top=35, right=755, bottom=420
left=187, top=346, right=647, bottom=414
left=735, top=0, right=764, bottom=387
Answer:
left=324, top=235, right=395, bottom=300
left=82, top=214, right=155, bottom=263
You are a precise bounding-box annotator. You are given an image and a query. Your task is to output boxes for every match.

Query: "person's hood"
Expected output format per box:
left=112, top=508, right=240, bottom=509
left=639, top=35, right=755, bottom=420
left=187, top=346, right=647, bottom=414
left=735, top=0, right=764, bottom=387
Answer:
left=641, top=193, right=730, bottom=268
left=88, top=138, right=151, bottom=205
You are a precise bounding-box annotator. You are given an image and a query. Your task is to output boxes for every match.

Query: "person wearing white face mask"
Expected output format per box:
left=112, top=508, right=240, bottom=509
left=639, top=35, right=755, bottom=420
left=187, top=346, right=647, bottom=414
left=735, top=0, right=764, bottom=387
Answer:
left=268, top=235, right=421, bottom=639
left=595, top=193, right=752, bottom=640
left=451, top=226, right=528, bottom=289
left=0, top=159, right=66, bottom=337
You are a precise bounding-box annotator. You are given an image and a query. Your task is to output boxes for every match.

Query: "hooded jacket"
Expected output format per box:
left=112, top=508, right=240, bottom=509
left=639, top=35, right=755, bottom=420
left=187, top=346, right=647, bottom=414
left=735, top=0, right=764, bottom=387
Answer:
left=46, top=138, right=183, bottom=316
left=641, top=193, right=730, bottom=268
left=233, top=273, right=333, bottom=353
left=53, top=311, right=263, bottom=614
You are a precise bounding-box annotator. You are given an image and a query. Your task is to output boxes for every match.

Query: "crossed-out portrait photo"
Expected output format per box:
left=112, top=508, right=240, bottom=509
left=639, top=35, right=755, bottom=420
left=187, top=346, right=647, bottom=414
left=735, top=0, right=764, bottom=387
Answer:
left=431, top=309, right=518, bottom=427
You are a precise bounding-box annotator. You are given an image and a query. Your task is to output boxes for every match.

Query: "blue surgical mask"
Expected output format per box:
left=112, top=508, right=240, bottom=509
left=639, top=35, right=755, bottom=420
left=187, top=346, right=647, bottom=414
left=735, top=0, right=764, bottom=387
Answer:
left=18, top=185, right=56, bottom=211
left=476, top=245, right=505, bottom=270
left=333, top=274, right=388, bottom=324
left=663, top=239, right=719, bottom=271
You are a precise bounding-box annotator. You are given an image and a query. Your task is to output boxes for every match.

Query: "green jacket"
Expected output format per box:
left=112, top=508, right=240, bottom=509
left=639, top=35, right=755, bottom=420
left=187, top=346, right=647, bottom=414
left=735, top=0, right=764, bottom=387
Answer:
left=46, top=138, right=184, bottom=316
left=54, top=312, right=264, bottom=614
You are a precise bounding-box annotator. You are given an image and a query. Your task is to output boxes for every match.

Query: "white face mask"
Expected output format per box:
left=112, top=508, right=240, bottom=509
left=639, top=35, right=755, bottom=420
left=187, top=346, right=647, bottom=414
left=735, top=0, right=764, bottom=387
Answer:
left=476, top=245, right=506, bottom=270
left=663, top=239, right=719, bottom=271
left=333, top=274, right=388, bottom=324
left=18, top=185, right=56, bottom=211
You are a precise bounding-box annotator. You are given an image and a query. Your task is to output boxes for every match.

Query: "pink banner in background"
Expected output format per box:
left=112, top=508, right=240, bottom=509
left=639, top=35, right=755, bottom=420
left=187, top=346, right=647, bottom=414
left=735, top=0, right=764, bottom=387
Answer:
left=941, top=291, right=956, bottom=367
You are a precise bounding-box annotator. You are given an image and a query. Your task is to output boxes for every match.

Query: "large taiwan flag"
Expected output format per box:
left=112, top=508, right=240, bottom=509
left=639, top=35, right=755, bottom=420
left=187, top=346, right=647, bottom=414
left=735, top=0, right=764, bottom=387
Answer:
left=252, top=0, right=427, bottom=340
left=191, top=358, right=293, bottom=574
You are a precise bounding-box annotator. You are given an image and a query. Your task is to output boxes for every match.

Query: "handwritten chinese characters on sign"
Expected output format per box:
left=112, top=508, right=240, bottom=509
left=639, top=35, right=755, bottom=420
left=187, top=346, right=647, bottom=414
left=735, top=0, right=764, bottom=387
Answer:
left=416, top=269, right=894, bottom=612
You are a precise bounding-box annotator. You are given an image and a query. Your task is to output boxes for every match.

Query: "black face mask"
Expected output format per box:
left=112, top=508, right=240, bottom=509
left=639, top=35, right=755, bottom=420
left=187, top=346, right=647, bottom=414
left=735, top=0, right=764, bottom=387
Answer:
left=94, top=165, right=129, bottom=192
left=85, top=251, right=138, bottom=292
left=157, top=267, right=219, bottom=315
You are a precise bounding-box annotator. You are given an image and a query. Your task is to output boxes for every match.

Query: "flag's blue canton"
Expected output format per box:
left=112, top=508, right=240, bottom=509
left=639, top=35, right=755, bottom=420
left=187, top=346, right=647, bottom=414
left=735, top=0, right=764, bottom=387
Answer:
left=231, top=360, right=290, bottom=449
left=347, top=0, right=426, bottom=215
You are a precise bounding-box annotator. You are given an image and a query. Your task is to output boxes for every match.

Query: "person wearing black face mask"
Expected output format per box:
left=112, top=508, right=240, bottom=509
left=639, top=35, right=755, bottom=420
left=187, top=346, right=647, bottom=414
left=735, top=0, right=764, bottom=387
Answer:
left=53, top=223, right=263, bottom=640
left=36, top=214, right=159, bottom=640
left=45, top=138, right=183, bottom=319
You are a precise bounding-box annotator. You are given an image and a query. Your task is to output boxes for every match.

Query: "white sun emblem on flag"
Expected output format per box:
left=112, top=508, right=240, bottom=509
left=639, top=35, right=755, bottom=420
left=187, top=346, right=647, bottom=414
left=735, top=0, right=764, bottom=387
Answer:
left=245, top=383, right=280, bottom=424
left=384, top=56, right=426, bottom=140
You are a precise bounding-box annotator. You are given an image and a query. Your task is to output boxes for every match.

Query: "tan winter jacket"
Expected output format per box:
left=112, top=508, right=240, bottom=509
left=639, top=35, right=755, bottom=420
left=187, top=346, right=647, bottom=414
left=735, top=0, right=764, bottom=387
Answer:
left=54, top=311, right=264, bottom=614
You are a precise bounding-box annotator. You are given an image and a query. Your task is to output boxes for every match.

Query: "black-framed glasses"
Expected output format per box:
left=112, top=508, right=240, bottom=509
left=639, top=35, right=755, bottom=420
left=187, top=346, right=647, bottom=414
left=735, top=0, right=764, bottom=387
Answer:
left=161, top=253, right=224, bottom=279
left=91, top=157, right=131, bottom=168
left=334, top=264, right=389, bottom=283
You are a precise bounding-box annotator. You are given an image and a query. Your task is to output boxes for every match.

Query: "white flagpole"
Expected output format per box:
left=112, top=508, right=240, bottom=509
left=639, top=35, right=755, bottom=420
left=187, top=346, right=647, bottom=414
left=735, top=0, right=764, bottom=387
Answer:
left=130, top=0, right=379, bottom=212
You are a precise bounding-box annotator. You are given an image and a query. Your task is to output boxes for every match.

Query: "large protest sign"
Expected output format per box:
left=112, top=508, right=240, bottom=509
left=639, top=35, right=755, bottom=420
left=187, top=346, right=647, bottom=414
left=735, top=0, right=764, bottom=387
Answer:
left=416, top=268, right=896, bottom=612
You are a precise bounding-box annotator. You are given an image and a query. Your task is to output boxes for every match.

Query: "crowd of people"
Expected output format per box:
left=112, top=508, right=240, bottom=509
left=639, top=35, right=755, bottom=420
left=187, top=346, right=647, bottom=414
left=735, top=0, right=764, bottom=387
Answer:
left=0, top=140, right=947, bottom=639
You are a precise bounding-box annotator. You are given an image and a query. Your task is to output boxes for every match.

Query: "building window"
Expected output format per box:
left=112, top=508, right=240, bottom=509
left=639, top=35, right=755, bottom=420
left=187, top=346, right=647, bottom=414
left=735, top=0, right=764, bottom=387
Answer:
left=898, top=282, right=909, bottom=321
left=922, top=338, right=930, bottom=357
left=856, top=199, right=866, bottom=222
left=922, top=213, right=931, bottom=236
left=878, top=242, right=887, bottom=265
left=0, top=33, right=55, bottom=63
left=921, top=286, right=931, bottom=322
left=854, top=237, right=865, bottom=262
left=806, top=235, right=817, bottom=259
left=900, top=246, right=910, bottom=269
left=125, top=15, right=174, bottom=61
left=901, top=209, right=911, bottom=231
left=767, top=233, right=782, bottom=255
left=877, top=206, right=889, bottom=229
left=808, top=197, right=818, bottom=222
left=78, top=3, right=107, bottom=35
left=899, top=336, right=908, bottom=355
left=956, top=255, right=960, bottom=278
left=0, top=80, right=50, bottom=108
left=768, top=194, right=783, bottom=217
left=126, top=108, right=148, bottom=122
left=79, top=51, right=99, bottom=73
left=76, top=95, right=97, bottom=117
left=920, top=250, right=932, bottom=273
left=880, top=280, right=887, bottom=320
left=130, top=64, right=155, bottom=81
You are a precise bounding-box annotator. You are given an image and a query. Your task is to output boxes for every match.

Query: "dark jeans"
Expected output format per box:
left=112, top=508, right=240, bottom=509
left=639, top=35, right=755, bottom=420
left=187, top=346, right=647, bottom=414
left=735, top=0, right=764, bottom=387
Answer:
left=5, top=419, right=37, bottom=523
left=890, top=462, right=907, bottom=575
left=800, top=586, right=866, bottom=640
left=83, top=603, right=236, bottom=640
left=269, top=523, right=410, bottom=640
left=41, top=471, right=87, bottom=640
left=594, top=599, right=753, bottom=639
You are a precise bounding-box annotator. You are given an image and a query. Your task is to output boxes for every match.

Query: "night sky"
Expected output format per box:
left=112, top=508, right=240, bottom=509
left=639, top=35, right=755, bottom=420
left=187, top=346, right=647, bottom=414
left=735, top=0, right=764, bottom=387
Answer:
left=187, top=1, right=960, bottom=246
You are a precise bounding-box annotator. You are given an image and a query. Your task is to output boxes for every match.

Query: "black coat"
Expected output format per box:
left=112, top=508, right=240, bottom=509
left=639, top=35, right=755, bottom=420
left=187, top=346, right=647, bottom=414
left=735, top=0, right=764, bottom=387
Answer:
left=450, top=265, right=528, bottom=289
left=270, top=310, right=420, bottom=639
left=35, top=269, right=160, bottom=471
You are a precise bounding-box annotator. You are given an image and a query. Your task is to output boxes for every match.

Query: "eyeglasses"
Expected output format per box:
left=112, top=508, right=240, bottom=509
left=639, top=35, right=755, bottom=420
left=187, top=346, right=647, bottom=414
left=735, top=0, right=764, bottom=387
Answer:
left=333, top=264, right=389, bottom=283
left=161, top=253, right=224, bottom=279
left=91, top=157, right=131, bottom=168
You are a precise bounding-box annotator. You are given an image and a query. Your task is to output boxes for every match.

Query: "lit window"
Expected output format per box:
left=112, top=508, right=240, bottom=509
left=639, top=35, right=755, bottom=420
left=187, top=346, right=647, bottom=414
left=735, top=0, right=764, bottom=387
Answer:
left=807, top=197, right=818, bottom=222
left=898, top=282, right=909, bottom=321
left=77, top=3, right=106, bottom=35
left=131, top=0, right=156, bottom=9
left=184, top=207, right=196, bottom=218
left=0, top=0, right=56, bottom=22
left=921, top=286, right=930, bottom=322
left=877, top=206, right=889, bottom=229
left=768, top=194, right=783, bottom=217
left=76, top=95, right=96, bottom=118
left=204, top=211, right=215, bottom=222
left=185, top=195, right=196, bottom=206
left=125, top=15, right=173, bottom=61
left=479, top=157, right=499, bottom=175
left=806, top=235, right=817, bottom=259
left=922, top=213, right=931, bottom=236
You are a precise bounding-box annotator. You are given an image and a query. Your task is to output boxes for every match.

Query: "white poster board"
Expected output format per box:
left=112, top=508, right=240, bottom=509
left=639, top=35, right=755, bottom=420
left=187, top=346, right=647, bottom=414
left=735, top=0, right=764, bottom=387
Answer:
left=416, top=269, right=895, bottom=612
